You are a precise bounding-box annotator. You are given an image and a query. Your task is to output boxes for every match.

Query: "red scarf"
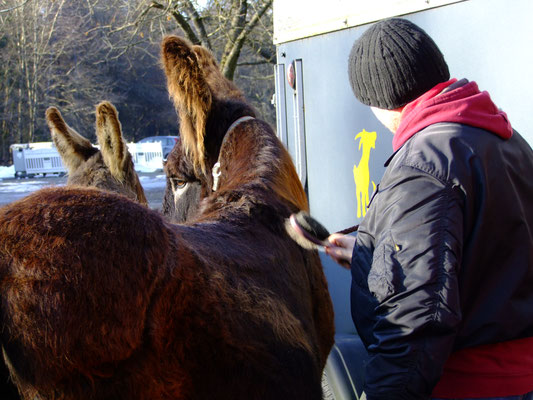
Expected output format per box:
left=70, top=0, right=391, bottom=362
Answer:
left=393, top=79, right=513, bottom=151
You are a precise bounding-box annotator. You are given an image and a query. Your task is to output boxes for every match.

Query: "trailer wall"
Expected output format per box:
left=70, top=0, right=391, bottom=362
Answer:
left=274, top=0, right=533, bottom=333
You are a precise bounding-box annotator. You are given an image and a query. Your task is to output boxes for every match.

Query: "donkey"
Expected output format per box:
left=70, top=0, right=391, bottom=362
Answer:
left=46, top=102, right=147, bottom=205
left=0, top=102, right=149, bottom=400
left=0, top=36, right=334, bottom=400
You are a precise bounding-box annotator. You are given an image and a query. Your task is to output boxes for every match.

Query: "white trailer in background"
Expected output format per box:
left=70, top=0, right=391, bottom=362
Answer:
left=10, top=142, right=165, bottom=178
left=127, top=142, right=164, bottom=172
left=10, top=143, right=66, bottom=178
left=273, top=1, right=533, bottom=398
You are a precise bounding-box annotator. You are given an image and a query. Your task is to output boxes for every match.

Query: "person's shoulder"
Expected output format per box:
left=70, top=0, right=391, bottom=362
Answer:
left=394, top=122, right=479, bottom=183
left=411, top=122, right=478, bottom=148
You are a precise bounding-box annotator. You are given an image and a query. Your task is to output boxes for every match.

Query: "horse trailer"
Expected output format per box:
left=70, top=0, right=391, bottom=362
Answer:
left=10, top=143, right=67, bottom=178
left=272, top=0, right=533, bottom=398
left=9, top=141, right=165, bottom=178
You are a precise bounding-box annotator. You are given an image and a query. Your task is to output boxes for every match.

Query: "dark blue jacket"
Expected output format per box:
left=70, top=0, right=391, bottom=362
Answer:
left=350, top=122, right=533, bottom=399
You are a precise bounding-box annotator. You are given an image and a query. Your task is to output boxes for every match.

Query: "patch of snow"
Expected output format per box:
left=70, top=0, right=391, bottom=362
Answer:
left=135, top=164, right=163, bottom=173
left=0, top=180, right=52, bottom=193
left=0, top=165, right=15, bottom=179
left=139, top=174, right=167, bottom=190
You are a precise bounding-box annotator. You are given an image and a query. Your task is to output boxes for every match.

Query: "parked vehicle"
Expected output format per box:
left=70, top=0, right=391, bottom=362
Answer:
left=137, top=136, right=178, bottom=160
left=10, top=142, right=66, bottom=178
left=273, top=0, right=533, bottom=398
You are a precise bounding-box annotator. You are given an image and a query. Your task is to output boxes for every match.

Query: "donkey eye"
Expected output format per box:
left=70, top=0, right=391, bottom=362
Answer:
left=171, top=178, right=187, bottom=189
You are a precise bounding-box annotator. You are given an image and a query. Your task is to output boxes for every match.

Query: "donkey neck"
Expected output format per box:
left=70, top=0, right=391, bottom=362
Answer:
left=204, top=100, right=256, bottom=166
left=225, top=116, right=255, bottom=139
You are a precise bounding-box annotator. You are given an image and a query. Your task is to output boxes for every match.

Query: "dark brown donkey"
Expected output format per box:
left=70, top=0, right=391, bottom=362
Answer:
left=0, top=102, right=148, bottom=400
left=0, top=37, right=334, bottom=400
left=46, top=102, right=147, bottom=204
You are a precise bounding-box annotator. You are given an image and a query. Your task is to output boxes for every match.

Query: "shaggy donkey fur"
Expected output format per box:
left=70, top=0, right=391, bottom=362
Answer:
left=0, top=102, right=148, bottom=400
left=0, top=37, right=334, bottom=400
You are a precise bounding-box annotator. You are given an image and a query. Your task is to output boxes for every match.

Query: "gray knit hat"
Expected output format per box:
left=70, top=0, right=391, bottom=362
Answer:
left=348, top=18, right=450, bottom=109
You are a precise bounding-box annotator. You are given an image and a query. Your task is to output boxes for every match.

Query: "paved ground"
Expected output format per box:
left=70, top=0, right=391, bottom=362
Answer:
left=0, top=171, right=167, bottom=210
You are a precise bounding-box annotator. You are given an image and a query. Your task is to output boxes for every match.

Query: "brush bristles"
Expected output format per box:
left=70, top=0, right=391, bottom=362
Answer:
left=294, top=211, right=330, bottom=242
left=285, top=219, right=319, bottom=250
left=285, top=211, right=331, bottom=250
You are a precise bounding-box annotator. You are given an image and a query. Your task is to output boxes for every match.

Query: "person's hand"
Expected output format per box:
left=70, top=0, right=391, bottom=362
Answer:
left=325, top=233, right=356, bottom=269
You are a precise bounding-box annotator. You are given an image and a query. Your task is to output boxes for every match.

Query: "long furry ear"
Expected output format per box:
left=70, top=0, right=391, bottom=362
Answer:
left=46, top=107, right=94, bottom=172
left=95, top=101, right=128, bottom=181
left=161, top=36, right=212, bottom=175
left=191, top=45, right=245, bottom=101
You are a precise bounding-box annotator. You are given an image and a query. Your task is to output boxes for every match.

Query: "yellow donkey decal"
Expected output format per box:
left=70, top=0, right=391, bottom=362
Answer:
left=353, top=129, right=377, bottom=218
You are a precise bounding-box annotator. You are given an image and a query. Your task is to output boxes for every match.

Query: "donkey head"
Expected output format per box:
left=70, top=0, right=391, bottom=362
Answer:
left=160, top=36, right=260, bottom=222
left=46, top=102, right=148, bottom=205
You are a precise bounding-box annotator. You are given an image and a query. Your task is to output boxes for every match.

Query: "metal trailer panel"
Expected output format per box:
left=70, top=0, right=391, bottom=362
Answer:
left=10, top=144, right=67, bottom=177
left=274, top=0, right=463, bottom=44
left=11, top=148, right=27, bottom=175
left=275, top=0, right=533, bottom=334
left=23, top=149, right=65, bottom=175
left=11, top=143, right=66, bottom=177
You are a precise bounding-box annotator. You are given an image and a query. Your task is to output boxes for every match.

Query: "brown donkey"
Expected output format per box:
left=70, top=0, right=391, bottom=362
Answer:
left=0, top=37, right=334, bottom=400
left=0, top=102, right=149, bottom=400
left=46, top=102, right=147, bottom=204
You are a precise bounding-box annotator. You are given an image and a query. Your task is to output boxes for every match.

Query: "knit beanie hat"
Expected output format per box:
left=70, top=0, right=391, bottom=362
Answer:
left=348, top=18, right=450, bottom=110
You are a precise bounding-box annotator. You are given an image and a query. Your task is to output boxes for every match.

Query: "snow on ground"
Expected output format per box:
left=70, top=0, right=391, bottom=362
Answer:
left=139, top=174, right=167, bottom=190
left=134, top=164, right=163, bottom=174
left=0, top=164, right=165, bottom=182
left=0, top=165, right=66, bottom=205
left=0, top=179, right=47, bottom=193
left=0, top=164, right=167, bottom=207
left=0, top=165, right=15, bottom=180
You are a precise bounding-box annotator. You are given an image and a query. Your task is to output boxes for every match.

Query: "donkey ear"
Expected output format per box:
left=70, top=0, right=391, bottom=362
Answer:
left=46, top=107, right=94, bottom=172
left=191, top=45, right=245, bottom=101
left=95, top=101, right=128, bottom=181
left=161, top=36, right=212, bottom=175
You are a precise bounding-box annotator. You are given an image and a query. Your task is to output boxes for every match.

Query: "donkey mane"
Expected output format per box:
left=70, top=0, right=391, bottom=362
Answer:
left=191, top=45, right=246, bottom=102
left=162, top=38, right=213, bottom=176
left=161, top=36, right=307, bottom=218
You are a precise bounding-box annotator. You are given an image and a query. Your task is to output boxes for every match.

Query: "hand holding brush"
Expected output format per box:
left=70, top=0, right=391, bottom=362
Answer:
left=286, top=211, right=357, bottom=269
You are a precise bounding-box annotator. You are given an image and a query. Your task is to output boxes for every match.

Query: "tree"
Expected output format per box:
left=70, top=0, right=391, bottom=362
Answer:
left=0, top=1, right=120, bottom=149
left=0, top=0, right=276, bottom=164
left=145, top=0, right=273, bottom=79
left=139, top=0, right=276, bottom=123
left=0, top=0, right=177, bottom=163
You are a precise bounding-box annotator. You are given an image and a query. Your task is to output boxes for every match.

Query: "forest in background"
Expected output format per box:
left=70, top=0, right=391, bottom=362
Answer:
left=0, top=0, right=275, bottom=164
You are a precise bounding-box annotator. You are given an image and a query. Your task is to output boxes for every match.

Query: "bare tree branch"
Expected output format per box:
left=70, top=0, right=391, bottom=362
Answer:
left=0, top=0, right=276, bottom=162
left=149, top=1, right=201, bottom=45
left=221, top=0, right=272, bottom=80
left=181, top=0, right=211, bottom=49
left=220, top=0, right=247, bottom=66
left=0, top=0, right=31, bottom=14
left=245, top=37, right=274, bottom=64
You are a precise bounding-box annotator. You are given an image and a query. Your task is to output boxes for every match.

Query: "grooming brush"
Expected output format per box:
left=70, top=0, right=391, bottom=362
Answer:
left=288, top=211, right=331, bottom=249
left=286, top=211, right=359, bottom=250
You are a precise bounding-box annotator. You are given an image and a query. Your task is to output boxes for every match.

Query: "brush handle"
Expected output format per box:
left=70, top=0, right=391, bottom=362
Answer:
left=336, top=225, right=359, bottom=235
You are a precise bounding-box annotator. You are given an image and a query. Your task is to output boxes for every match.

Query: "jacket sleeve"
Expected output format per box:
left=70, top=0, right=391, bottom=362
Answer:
left=351, top=164, right=465, bottom=400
